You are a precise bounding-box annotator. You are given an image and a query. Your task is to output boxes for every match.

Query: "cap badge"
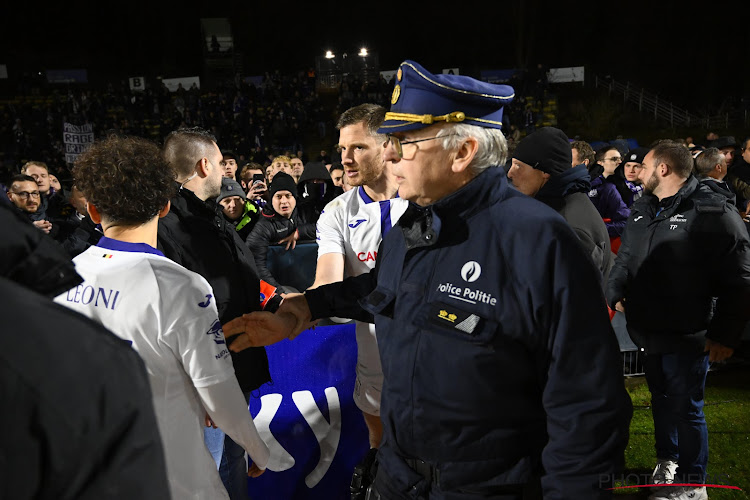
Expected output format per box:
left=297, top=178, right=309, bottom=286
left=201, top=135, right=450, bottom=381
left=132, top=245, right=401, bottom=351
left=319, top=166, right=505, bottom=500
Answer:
left=391, top=84, right=401, bottom=105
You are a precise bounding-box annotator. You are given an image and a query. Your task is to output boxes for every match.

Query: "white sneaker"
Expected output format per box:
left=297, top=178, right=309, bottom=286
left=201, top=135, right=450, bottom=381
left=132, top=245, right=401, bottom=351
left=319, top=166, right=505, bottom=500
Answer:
left=648, top=485, right=708, bottom=500
left=651, top=459, right=678, bottom=485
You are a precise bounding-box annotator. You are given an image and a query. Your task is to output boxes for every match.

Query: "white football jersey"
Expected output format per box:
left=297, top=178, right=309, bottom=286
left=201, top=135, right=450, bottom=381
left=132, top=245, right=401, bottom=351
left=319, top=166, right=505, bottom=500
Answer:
left=316, top=186, right=408, bottom=277
left=54, top=237, right=234, bottom=500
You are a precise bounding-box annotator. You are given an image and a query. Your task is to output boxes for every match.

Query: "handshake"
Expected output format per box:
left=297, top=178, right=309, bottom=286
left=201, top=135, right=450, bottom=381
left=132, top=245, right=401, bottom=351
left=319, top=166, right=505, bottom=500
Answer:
left=222, top=293, right=319, bottom=351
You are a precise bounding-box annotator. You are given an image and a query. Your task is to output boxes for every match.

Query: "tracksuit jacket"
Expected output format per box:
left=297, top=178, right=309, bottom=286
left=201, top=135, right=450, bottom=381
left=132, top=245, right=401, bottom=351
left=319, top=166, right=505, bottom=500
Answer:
left=607, top=175, right=750, bottom=353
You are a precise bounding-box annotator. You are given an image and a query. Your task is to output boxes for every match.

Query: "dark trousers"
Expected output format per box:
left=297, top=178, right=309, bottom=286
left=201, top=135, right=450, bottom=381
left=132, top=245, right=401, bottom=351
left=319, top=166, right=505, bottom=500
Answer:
left=372, top=460, right=542, bottom=500
left=645, top=351, right=710, bottom=482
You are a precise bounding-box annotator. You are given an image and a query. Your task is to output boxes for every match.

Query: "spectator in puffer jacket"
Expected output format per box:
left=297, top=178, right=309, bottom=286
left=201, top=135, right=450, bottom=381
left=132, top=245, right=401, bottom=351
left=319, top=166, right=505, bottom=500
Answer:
left=245, top=172, right=315, bottom=291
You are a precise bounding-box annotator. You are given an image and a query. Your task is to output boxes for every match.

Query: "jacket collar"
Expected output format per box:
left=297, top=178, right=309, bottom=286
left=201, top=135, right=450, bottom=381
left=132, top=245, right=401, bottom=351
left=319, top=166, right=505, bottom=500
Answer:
left=399, top=167, right=510, bottom=249
left=174, top=183, right=219, bottom=218
left=634, top=175, right=700, bottom=218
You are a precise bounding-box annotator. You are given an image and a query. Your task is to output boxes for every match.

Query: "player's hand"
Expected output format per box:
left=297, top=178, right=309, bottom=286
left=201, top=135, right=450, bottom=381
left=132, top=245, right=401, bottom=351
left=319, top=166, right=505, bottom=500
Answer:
left=33, top=220, right=52, bottom=234
left=222, top=294, right=316, bottom=351
left=615, top=300, right=626, bottom=313
left=705, top=338, right=734, bottom=363
left=248, top=462, right=265, bottom=478
left=279, top=230, right=299, bottom=251
left=278, top=293, right=316, bottom=339
left=204, top=413, right=217, bottom=428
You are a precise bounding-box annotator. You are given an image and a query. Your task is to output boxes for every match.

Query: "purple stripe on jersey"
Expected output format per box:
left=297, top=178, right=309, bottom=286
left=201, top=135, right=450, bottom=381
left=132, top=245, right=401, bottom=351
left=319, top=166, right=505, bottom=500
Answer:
left=379, top=200, right=393, bottom=237
left=96, top=236, right=165, bottom=257
left=358, top=186, right=395, bottom=236
left=358, top=186, right=374, bottom=204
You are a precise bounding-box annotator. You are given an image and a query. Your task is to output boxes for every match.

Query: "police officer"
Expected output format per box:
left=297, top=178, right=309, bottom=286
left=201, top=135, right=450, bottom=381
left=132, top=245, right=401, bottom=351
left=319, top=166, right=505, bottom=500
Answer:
left=225, top=60, right=632, bottom=499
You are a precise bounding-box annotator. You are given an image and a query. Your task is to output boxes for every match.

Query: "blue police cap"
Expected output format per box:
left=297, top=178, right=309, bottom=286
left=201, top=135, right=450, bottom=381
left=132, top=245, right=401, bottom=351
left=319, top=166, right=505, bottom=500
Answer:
left=377, top=60, right=515, bottom=134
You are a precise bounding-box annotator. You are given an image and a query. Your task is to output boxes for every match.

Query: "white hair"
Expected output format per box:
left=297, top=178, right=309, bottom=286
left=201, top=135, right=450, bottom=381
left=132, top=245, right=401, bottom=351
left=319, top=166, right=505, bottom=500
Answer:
left=437, top=124, right=508, bottom=174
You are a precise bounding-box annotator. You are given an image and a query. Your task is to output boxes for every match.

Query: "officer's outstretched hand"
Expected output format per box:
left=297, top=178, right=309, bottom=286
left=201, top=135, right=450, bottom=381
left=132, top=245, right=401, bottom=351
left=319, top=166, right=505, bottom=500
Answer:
left=705, top=338, right=734, bottom=363
left=222, top=293, right=316, bottom=351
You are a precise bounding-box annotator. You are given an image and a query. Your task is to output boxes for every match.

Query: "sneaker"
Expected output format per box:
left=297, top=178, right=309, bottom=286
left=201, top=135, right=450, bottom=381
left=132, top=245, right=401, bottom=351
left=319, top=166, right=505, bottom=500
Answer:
left=651, top=459, right=678, bottom=485
left=648, top=485, right=708, bottom=500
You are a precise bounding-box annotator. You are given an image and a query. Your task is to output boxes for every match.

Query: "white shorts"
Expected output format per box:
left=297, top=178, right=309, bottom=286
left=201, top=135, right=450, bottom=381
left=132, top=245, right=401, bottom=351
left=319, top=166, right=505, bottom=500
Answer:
left=353, top=321, right=383, bottom=416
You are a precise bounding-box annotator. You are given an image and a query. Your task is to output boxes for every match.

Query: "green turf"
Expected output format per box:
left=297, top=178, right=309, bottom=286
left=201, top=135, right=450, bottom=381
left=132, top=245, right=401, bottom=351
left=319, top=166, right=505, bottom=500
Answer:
left=617, top=364, right=750, bottom=499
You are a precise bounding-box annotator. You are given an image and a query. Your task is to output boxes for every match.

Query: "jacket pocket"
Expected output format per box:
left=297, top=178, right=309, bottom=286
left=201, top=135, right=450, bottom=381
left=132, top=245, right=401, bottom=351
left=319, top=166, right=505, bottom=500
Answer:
left=415, top=300, right=499, bottom=347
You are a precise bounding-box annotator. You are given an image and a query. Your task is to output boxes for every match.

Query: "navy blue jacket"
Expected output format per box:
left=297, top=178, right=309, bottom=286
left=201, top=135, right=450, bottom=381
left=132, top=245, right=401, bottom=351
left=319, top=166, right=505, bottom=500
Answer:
left=588, top=175, right=630, bottom=237
left=307, top=167, right=631, bottom=499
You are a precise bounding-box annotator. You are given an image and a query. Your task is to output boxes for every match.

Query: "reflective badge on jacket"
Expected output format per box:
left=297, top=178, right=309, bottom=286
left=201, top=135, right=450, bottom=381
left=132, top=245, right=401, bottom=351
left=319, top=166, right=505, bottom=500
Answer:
left=427, top=301, right=481, bottom=335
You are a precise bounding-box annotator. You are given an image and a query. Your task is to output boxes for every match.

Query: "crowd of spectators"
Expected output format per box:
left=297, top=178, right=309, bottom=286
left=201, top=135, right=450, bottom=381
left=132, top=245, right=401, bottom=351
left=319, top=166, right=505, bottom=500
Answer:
left=0, top=69, right=335, bottom=186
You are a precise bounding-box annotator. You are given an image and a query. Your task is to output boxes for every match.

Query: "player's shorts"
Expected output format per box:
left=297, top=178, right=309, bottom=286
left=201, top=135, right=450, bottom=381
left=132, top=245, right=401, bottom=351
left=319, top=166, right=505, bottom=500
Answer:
left=353, top=321, right=383, bottom=416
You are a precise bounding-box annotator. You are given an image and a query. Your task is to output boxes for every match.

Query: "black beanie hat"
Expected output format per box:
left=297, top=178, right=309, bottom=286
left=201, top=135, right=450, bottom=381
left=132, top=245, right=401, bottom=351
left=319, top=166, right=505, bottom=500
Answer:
left=269, top=172, right=297, bottom=198
left=512, top=127, right=572, bottom=176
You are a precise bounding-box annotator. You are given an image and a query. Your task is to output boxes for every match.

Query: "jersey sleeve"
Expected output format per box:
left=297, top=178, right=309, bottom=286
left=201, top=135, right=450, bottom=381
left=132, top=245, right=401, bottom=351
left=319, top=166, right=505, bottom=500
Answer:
left=316, top=200, right=346, bottom=257
left=159, top=270, right=235, bottom=388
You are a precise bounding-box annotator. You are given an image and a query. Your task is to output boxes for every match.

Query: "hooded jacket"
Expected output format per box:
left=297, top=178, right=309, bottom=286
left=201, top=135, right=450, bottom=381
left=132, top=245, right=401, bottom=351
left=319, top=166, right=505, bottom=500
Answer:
left=537, top=165, right=613, bottom=285
left=295, top=161, right=341, bottom=224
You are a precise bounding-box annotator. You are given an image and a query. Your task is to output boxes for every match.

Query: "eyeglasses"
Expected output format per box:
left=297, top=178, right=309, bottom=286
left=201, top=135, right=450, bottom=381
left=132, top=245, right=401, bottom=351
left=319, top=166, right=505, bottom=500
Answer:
left=11, top=190, right=40, bottom=199
left=385, top=134, right=458, bottom=159
left=603, top=156, right=622, bottom=163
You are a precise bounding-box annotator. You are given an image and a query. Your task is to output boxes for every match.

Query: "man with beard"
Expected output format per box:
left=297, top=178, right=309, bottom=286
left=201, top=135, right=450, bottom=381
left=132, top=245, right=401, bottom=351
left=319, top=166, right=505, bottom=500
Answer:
left=6, top=174, right=45, bottom=227
left=507, top=127, right=612, bottom=285
left=225, top=60, right=631, bottom=499
left=158, top=127, right=282, bottom=500
left=608, top=140, right=750, bottom=500
left=309, top=103, right=408, bottom=476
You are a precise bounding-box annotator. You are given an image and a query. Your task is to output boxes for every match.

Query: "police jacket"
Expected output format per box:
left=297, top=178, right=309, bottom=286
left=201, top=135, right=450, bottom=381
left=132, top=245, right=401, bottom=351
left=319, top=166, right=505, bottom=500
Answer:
left=158, top=185, right=279, bottom=393
left=607, top=176, right=750, bottom=351
left=306, top=167, right=631, bottom=499
left=245, top=204, right=316, bottom=290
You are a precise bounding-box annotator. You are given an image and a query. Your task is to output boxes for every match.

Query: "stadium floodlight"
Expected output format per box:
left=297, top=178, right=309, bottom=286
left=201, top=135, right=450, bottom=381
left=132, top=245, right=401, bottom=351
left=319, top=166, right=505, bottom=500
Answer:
left=358, top=48, right=368, bottom=57
left=325, top=51, right=335, bottom=59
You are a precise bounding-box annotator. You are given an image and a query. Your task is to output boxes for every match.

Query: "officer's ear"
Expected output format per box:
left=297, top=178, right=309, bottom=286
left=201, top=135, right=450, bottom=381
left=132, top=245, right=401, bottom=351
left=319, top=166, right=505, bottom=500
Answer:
left=451, top=136, right=479, bottom=174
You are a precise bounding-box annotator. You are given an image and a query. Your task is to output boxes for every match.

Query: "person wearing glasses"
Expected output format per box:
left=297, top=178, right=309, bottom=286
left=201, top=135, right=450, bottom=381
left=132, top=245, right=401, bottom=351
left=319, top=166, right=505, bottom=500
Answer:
left=6, top=174, right=51, bottom=233
left=307, top=104, right=408, bottom=486
left=588, top=145, right=630, bottom=237
left=224, top=60, right=631, bottom=499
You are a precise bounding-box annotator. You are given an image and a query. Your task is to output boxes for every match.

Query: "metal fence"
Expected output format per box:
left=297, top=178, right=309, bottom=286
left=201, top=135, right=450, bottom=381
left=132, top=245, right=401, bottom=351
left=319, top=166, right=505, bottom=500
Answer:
left=593, top=75, right=748, bottom=129
left=622, top=348, right=645, bottom=377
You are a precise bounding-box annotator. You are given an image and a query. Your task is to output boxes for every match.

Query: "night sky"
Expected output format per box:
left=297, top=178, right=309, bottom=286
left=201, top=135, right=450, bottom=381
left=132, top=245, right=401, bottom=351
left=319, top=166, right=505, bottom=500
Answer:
left=4, top=1, right=747, bottom=108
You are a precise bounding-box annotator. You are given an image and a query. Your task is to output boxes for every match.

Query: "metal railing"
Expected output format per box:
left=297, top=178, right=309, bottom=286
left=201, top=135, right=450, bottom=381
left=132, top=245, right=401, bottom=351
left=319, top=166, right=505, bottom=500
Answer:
left=593, top=75, right=747, bottom=129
